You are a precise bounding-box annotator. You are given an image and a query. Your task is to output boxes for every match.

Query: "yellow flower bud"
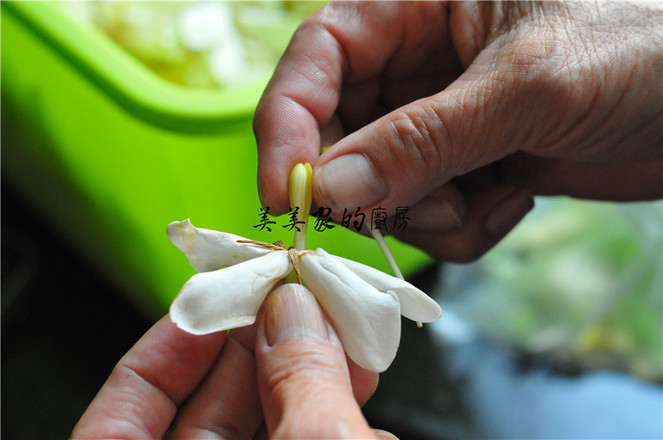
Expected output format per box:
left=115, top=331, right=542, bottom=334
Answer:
left=289, top=162, right=312, bottom=251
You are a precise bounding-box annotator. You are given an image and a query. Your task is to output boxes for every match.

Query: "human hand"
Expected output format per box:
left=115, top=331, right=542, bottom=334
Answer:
left=254, top=0, right=662, bottom=262
left=72, top=284, right=393, bottom=439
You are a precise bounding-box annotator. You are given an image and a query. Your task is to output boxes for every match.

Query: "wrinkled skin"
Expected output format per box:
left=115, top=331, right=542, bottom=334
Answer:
left=255, top=0, right=662, bottom=262
left=72, top=285, right=388, bottom=439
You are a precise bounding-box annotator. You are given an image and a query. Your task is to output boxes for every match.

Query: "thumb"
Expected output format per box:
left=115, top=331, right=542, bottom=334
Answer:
left=256, top=284, right=378, bottom=439
left=312, top=72, right=523, bottom=216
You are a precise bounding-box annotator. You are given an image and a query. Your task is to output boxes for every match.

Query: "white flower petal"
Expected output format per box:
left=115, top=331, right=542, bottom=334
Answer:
left=300, top=249, right=401, bottom=373
left=168, top=219, right=271, bottom=272
left=170, top=251, right=291, bottom=334
left=331, top=255, right=442, bottom=323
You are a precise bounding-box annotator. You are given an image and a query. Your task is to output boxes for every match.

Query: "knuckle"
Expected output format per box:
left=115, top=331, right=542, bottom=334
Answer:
left=273, top=418, right=356, bottom=440
left=264, top=345, right=342, bottom=399
left=503, top=30, right=559, bottom=79
left=490, top=26, right=595, bottom=149
left=386, top=107, right=450, bottom=185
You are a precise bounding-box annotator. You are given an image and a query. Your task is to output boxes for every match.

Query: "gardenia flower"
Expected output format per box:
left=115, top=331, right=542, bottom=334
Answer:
left=167, top=219, right=442, bottom=373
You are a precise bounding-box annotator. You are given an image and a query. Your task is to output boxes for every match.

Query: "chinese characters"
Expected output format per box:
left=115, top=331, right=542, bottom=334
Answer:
left=254, top=206, right=411, bottom=233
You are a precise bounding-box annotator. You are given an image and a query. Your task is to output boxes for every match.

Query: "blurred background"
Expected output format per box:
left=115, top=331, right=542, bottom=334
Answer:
left=2, top=2, right=661, bottom=439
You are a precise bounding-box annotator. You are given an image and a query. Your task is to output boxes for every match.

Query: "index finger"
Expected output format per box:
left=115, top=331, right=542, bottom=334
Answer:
left=253, top=2, right=408, bottom=215
left=253, top=10, right=345, bottom=215
left=71, top=315, right=225, bottom=439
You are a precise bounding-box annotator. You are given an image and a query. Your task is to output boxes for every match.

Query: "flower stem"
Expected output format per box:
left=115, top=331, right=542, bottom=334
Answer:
left=368, top=224, right=423, bottom=328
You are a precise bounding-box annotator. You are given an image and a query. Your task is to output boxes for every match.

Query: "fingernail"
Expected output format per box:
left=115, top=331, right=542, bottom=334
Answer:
left=314, top=154, right=387, bottom=211
left=265, top=284, right=328, bottom=346
left=373, top=429, right=400, bottom=440
left=485, top=189, right=534, bottom=236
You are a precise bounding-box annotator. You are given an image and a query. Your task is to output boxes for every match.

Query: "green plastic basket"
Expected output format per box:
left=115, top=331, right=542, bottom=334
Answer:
left=2, top=1, right=431, bottom=317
